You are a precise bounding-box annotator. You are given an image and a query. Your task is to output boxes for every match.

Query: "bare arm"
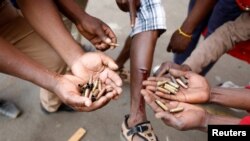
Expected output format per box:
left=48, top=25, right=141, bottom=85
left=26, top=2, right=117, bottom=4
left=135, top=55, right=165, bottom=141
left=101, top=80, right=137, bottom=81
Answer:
left=0, top=37, right=57, bottom=91
left=210, top=87, right=250, bottom=110
left=181, top=0, right=217, bottom=34
left=167, top=0, right=217, bottom=53
left=55, top=0, right=117, bottom=50
left=17, top=0, right=84, bottom=67
left=183, top=13, right=250, bottom=73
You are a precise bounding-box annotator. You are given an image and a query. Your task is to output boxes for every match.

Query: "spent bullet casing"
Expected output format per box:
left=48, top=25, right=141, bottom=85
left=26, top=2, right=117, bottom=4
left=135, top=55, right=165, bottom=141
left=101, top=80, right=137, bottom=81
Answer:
left=157, top=87, right=170, bottom=94
left=180, top=76, right=188, bottom=84
left=170, top=107, right=184, bottom=113
left=155, top=100, right=169, bottom=111
left=176, top=78, right=188, bottom=89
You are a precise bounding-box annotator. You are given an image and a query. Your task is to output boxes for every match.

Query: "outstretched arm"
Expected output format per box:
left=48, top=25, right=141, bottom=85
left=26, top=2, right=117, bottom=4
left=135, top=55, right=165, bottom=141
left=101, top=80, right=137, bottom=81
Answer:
left=0, top=37, right=92, bottom=110
left=17, top=0, right=84, bottom=67
left=210, top=87, right=250, bottom=110
left=141, top=89, right=240, bottom=132
left=55, top=0, right=117, bottom=50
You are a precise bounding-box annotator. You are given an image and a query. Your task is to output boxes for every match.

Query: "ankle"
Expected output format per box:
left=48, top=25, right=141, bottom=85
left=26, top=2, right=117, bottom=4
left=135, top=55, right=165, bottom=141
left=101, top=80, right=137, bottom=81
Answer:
left=127, top=115, right=147, bottom=128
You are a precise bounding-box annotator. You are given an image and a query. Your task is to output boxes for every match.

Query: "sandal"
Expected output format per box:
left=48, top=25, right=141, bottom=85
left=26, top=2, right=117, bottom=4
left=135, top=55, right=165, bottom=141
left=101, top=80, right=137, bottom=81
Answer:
left=117, top=68, right=130, bottom=83
left=120, top=115, right=158, bottom=141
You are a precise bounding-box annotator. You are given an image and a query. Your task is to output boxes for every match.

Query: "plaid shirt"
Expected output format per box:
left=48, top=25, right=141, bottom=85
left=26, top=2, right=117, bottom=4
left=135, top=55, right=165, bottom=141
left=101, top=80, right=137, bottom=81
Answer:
left=130, top=0, right=167, bottom=37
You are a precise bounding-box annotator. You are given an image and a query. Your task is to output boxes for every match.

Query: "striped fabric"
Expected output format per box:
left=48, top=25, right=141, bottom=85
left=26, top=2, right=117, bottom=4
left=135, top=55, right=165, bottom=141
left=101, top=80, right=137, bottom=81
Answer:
left=130, top=0, right=167, bottom=37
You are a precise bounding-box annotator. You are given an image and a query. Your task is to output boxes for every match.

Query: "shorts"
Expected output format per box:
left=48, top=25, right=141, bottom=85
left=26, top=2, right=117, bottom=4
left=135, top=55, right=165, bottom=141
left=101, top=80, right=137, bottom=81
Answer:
left=130, top=0, right=167, bottom=37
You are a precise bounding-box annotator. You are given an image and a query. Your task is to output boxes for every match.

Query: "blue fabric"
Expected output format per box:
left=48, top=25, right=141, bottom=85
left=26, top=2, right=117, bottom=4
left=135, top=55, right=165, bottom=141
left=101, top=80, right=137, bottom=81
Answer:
left=174, top=0, right=242, bottom=75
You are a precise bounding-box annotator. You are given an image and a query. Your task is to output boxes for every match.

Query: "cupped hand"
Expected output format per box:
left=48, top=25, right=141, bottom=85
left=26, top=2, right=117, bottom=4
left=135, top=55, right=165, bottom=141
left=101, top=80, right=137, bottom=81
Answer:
left=141, top=90, right=208, bottom=131
left=143, top=69, right=210, bottom=104
left=76, top=13, right=117, bottom=50
left=71, top=52, right=123, bottom=98
left=154, top=61, right=191, bottom=77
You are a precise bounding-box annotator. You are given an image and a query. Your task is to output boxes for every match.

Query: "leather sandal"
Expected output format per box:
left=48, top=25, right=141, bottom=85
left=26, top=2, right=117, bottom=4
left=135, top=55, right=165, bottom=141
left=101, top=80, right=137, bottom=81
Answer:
left=120, top=115, right=158, bottom=141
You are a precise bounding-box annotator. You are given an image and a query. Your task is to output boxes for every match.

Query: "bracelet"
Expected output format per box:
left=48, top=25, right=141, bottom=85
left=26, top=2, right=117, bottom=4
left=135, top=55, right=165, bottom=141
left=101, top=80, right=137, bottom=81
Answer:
left=178, top=28, right=192, bottom=38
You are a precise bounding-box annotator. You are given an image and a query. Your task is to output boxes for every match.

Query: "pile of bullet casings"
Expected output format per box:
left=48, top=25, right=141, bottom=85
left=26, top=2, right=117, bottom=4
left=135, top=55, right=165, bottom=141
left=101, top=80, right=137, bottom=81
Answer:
left=78, top=75, right=107, bottom=102
left=155, top=75, right=188, bottom=113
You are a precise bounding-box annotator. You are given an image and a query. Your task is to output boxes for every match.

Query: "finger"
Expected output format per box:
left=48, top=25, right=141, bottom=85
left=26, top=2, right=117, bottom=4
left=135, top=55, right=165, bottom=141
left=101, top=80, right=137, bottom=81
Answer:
left=96, top=26, right=112, bottom=45
left=142, top=80, right=157, bottom=87
left=146, top=85, right=157, bottom=91
left=141, top=89, right=164, bottom=113
left=155, top=112, right=180, bottom=127
left=103, top=24, right=118, bottom=47
left=155, top=91, right=178, bottom=101
left=169, top=68, right=188, bottom=77
left=106, top=69, right=123, bottom=87
left=104, top=78, right=122, bottom=94
left=82, top=96, right=110, bottom=111
left=99, top=53, right=119, bottom=70
left=128, top=0, right=136, bottom=27
left=156, top=64, right=170, bottom=77
left=66, top=94, right=92, bottom=107
left=147, top=76, right=167, bottom=81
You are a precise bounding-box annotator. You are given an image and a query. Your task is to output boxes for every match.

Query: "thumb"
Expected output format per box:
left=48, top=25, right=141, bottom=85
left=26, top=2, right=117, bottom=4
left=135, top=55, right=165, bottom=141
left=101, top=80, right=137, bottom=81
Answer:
left=97, top=29, right=112, bottom=45
left=155, top=112, right=180, bottom=126
left=169, top=68, right=188, bottom=77
left=99, top=52, right=118, bottom=70
left=67, top=94, right=92, bottom=107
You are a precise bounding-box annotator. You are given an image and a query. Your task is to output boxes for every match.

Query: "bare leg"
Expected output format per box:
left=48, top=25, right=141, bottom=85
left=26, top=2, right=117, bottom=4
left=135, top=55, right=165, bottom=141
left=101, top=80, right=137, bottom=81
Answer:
left=128, top=30, right=159, bottom=129
left=115, top=36, right=132, bottom=69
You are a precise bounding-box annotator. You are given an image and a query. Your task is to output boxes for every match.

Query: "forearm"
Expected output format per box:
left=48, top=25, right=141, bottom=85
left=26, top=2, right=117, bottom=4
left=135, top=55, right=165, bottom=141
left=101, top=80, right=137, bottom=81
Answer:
left=206, top=113, right=240, bottom=126
left=183, top=22, right=236, bottom=73
left=210, top=87, right=250, bottom=110
left=0, top=37, right=58, bottom=92
left=55, top=0, right=86, bottom=24
left=181, top=0, right=217, bottom=34
left=17, top=0, right=84, bottom=67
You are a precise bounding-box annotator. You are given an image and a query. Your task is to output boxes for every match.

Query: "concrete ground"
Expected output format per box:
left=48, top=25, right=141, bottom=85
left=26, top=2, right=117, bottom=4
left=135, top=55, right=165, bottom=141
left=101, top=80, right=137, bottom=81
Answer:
left=0, top=0, right=250, bottom=141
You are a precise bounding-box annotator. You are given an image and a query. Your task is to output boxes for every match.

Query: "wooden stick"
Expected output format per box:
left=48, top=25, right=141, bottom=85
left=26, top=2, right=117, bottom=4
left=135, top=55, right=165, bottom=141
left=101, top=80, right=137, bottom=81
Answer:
left=155, top=100, right=169, bottom=111
left=68, top=128, right=86, bottom=141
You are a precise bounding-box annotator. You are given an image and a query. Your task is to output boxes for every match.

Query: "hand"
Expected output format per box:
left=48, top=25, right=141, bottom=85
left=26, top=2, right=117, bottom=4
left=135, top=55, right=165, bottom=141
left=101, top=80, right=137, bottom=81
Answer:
left=54, top=74, right=115, bottom=112
left=167, top=30, right=192, bottom=53
left=154, top=61, right=191, bottom=77
left=143, top=69, right=210, bottom=104
left=71, top=52, right=123, bottom=99
left=115, top=0, right=140, bottom=27
left=141, top=90, right=208, bottom=131
left=76, top=13, right=117, bottom=51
